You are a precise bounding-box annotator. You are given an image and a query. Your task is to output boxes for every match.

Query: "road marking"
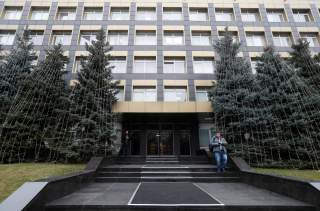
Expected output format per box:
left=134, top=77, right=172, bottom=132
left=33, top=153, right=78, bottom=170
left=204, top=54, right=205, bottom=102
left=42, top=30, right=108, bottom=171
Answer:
left=127, top=183, right=141, bottom=205
left=193, top=183, right=224, bottom=205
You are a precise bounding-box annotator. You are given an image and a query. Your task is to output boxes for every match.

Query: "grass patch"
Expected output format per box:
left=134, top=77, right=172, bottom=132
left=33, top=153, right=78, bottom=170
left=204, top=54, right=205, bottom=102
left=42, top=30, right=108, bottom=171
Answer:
left=0, top=163, right=84, bottom=202
left=255, top=168, right=320, bottom=181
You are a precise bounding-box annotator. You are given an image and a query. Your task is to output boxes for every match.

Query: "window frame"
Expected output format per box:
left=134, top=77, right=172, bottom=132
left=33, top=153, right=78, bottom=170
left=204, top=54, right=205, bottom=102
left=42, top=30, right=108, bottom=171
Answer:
left=215, top=8, right=235, bottom=21
left=133, top=56, right=157, bottom=73
left=135, top=30, right=157, bottom=45
left=193, top=57, right=215, bottom=74
left=163, top=56, right=186, bottom=73
left=136, top=7, right=156, bottom=21
left=272, top=32, right=292, bottom=47
left=79, top=31, right=98, bottom=45
left=189, top=8, right=208, bottom=21
left=110, top=7, right=130, bottom=20
left=51, top=31, right=72, bottom=45
left=3, top=6, right=23, bottom=20
left=132, top=86, right=157, bottom=102
left=163, top=30, right=184, bottom=45
left=109, top=56, right=127, bottom=73
left=83, top=7, right=103, bottom=20
left=29, top=7, right=50, bottom=20
left=0, top=30, right=16, bottom=45
left=108, top=30, right=128, bottom=45
left=191, top=31, right=211, bottom=46
left=56, top=7, right=77, bottom=20
left=164, top=86, right=188, bottom=102
left=162, top=7, right=183, bottom=21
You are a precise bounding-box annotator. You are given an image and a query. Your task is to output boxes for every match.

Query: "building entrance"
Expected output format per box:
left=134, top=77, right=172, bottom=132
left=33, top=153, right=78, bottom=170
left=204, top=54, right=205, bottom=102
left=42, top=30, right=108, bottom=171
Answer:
left=147, top=130, right=174, bottom=155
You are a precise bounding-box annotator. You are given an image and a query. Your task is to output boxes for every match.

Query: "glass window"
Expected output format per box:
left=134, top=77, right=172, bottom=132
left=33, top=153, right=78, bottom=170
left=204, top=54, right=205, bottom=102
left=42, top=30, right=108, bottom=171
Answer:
left=292, top=9, right=313, bottom=22
left=192, top=31, right=211, bottom=46
left=196, top=87, right=210, bottom=102
left=73, top=57, right=86, bottom=73
left=56, top=7, right=76, bottom=20
left=110, top=7, right=129, bottom=20
left=136, top=7, right=156, bottom=20
left=300, top=33, right=320, bottom=47
left=116, top=87, right=124, bottom=101
left=0, top=31, right=15, bottom=45
left=189, top=8, right=208, bottom=21
left=250, top=58, right=259, bottom=74
left=164, top=87, right=187, bottom=102
left=164, top=57, right=185, bottom=73
left=273, top=32, right=292, bottom=47
left=134, top=57, right=157, bottom=73
left=163, top=31, right=184, bottom=45
left=218, top=31, right=239, bottom=43
left=246, top=32, right=266, bottom=47
left=267, top=9, right=286, bottom=22
left=110, top=56, right=126, bottom=73
left=163, top=7, right=183, bottom=20
left=3, top=7, right=22, bottom=20
left=83, top=7, right=103, bottom=20
left=30, top=7, right=49, bottom=20
left=108, top=30, right=128, bottom=45
left=133, top=87, right=157, bottom=102
left=193, top=57, right=214, bottom=74
left=79, top=31, right=97, bottom=45
left=215, top=8, right=234, bottom=21
left=241, top=9, right=260, bottom=22
left=29, top=30, right=44, bottom=45
left=135, top=30, right=156, bottom=45
left=51, top=31, right=72, bottom=45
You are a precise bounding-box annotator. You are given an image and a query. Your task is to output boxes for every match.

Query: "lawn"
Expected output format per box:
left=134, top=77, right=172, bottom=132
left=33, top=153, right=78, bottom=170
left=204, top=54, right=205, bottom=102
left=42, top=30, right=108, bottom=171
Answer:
left=255, top=168, right=320, bottom=181
left=0, top=163, right=84, bottom=202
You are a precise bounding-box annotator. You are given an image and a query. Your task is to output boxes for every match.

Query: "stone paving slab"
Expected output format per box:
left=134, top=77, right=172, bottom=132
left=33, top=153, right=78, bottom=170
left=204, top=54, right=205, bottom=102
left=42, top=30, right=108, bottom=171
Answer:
left=195, top=183, right=310, bottom=206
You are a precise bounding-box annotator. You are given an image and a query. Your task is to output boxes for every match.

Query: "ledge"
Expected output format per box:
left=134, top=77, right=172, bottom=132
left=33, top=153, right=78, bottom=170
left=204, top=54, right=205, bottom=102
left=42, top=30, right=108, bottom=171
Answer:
left=112, top=101, right=213, bottom=113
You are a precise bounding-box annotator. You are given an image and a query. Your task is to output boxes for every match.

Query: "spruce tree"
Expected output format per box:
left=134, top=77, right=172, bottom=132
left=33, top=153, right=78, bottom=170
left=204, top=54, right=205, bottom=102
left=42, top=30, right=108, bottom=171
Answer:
left=208, top=28, right=256, bottom=159
left=0, top=30, right=35, bottom=126
left=254, top=46, right=318, bottom=168
left=0, top=44, right=69, bottom=163
left=70, top=29, right=119, bottom=162
left=289, top=39, right=320, bottom=92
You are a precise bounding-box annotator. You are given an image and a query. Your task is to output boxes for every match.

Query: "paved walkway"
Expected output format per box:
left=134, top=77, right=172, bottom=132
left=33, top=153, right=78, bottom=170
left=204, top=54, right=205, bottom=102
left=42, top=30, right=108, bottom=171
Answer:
left=47, top=182, right=310, bottom=207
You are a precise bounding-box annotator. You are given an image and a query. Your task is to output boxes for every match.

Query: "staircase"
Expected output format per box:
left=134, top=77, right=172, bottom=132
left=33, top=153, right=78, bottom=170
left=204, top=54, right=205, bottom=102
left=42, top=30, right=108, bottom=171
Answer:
left=95, top=156, right=241, bottom=183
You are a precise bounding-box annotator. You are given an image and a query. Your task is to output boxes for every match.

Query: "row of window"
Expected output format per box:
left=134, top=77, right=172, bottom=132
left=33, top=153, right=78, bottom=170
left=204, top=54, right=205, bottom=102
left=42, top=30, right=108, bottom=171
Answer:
left=74, top=56, right=215, bottom=74
left=116, top=86, right=210, bottom=102
left=2, top=6, right=319, bottom=23
left=1, top=29, right=319, bottom=47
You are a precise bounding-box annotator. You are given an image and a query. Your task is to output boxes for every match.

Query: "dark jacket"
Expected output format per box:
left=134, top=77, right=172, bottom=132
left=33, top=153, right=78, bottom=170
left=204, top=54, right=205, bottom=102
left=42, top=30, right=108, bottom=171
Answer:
left=210, top=136, right=227, bottom=153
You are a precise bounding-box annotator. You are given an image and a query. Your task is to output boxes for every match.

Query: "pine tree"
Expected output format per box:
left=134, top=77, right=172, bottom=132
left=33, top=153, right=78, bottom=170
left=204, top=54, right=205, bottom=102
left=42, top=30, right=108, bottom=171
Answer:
left=254, top=46, right=318, bottom=168
left=70, top=29, right=119, bottom=162
left=0, top=44, right=69, bottom=163
left=208, top=28, right=256, bottom=160
left=0, top=30, right=35, bottom=126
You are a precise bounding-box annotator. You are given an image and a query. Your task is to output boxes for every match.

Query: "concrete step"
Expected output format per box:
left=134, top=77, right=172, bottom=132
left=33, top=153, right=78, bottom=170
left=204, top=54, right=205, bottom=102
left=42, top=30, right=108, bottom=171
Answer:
left=97, top=171, right=238, bottom=177
left=94, top=176, right=241, bottom=183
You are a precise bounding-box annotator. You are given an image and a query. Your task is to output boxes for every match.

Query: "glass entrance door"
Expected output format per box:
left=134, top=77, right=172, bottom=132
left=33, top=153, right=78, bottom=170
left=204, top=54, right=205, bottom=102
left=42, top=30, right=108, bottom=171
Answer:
left=147, top=130, right=173, bottom=155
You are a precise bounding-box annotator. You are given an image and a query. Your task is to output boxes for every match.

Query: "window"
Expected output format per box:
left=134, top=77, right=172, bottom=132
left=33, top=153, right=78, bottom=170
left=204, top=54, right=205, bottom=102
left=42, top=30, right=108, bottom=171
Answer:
left=196, top=87, right=210, bottom=102
left=133, top=86, right=157, bottom=101
left=79, top=31, right=97, bottom=45
left=266, top=9, right=286, bottom=22
left=110, top=56, right=126, bottom=73
left=134, top=57, right=157, bottom=73
left=163, top=7, right=183, bottom=20
left=3, top=7, right=22, bottom=20
left=246, top=32, right=266, bottom=46
left=192, top=31, right=211, bottom=46
left=56, top=7, right=76, bottom=20
left=136, top=7, right=156, bottom=20
left=215, top=8, right=234, bottom=21
left=51, top=31, right=72, bottom=45
left=83, top=7, right=103, bottom=20
left=164, top=87, right=187, bottom=102
left=110, top=7, right=129, bottom=20
left=116, top=87, right=124, bottom=101
left=135, top=30, right=156, bottom=45
left=30, top=7, right=49, bottom=20
left=300, top=33, right=320, bottom=47
left=29, top=30, right=44, bottom=45
left=218, top=31, right=238, bottom=43
left=163, top=31, right=184, bottom=45
left=163, top=57, right=185, bottom=73
left=189, top=8, right=208, bottom=21
left=241, top=9, right=260, bottom=22
left=73, top=57, right=86, bottom=73
left=193, top=57, right=214, bottom=74
left=0, top=31, right=15, bottom=45
left=273, top=32, right=292, bottom=47
left=250, top=57, right=259, bottom=74
left=292, top=9, right=313, bottom=22
left=108, top=30, right=128, bottom=45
